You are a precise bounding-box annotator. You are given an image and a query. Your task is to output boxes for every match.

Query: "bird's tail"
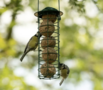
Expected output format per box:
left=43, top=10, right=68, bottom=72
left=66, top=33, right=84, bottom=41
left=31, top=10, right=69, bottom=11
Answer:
left=20, top=51, right=28, bottom=62
left=60, top=78, right=65, bottom=86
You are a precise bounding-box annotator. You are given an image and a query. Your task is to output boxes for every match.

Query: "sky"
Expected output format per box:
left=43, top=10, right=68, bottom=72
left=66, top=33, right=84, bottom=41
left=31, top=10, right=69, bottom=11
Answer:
left=0, top=0, right=102, bottom=90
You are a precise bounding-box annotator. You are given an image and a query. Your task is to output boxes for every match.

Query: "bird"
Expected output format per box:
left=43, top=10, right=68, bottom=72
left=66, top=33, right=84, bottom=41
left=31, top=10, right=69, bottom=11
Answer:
left=20, top=31, right=42, bottom=62
left=59, top=63, right=70, bottom=86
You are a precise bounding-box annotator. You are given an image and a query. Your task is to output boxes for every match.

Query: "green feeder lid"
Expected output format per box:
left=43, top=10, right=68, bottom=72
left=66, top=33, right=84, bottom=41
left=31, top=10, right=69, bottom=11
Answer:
left=34, top=7, right=63, bottom=18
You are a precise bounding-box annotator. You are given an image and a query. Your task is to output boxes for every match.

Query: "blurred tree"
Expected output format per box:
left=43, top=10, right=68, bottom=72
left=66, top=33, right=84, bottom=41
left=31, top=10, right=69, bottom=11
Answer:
left=0, top=0, right=103, bottom=90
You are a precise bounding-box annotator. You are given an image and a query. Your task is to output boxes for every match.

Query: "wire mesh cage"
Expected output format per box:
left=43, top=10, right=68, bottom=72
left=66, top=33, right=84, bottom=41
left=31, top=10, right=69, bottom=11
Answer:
left=34, top=0, right=63, bottom=79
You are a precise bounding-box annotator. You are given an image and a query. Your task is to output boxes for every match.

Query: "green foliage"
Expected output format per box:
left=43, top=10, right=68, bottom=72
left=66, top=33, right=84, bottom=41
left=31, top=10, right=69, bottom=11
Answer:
left=0, top=0, right=103, bottom=90
left=69, top=0, right=85, bottom=13
left=0, top=7, right=8, bottom=15
left=0, top=66, right=37, bottom=90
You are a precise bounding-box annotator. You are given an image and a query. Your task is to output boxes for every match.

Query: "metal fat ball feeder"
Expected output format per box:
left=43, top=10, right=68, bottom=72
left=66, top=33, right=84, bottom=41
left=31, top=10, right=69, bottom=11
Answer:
left=34, top=2, right=63, bottom=79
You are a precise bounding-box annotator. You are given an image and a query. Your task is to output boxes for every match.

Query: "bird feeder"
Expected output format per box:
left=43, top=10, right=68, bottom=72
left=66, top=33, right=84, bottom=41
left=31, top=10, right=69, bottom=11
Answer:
left=34, top=0, right=63, bottom=79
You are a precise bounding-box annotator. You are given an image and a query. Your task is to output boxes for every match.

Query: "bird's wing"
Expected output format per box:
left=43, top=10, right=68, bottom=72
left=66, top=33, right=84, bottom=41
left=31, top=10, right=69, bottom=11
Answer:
left=24, top=36, right=33, bottom=53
